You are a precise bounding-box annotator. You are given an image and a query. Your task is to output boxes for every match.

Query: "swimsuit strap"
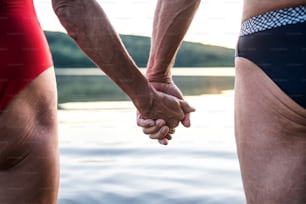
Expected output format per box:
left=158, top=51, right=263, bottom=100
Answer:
left=240, top=5, right=306, bottom=36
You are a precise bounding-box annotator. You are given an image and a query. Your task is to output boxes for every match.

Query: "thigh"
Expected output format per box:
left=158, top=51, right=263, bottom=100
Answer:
left=0, top=68, right=59, bottom=203
left=235, top=57, right=306, bottom=204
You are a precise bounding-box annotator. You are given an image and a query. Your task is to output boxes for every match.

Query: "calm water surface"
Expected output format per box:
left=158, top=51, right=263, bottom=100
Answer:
left=57, top=92, right=245, bottom=204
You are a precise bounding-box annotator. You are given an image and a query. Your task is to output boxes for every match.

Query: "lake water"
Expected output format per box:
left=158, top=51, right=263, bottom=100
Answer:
left=57, top=91, right=246, bottom=204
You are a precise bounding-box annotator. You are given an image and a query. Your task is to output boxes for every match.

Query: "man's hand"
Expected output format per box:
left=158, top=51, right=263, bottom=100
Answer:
left=149, top=81, right=195, bottom=127
left=137, top=82, right=195, bottom=145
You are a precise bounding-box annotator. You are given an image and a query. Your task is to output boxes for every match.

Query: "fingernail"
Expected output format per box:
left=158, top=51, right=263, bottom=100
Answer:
left=157, top=120, right=164, bottom=126
left=161, top=127, right=169, bottom=134
left=159, top=139, right=168, bottom=146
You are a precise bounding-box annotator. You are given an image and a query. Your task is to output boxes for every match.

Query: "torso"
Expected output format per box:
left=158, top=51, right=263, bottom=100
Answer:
left=242, top=0, right=306, bottom=21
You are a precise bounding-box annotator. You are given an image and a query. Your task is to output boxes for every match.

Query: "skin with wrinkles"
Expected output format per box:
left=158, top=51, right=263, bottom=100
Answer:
left=0, top=0, right=305, bottom=203
left=139, top=0, right=306, bottom=203
left=51, top=0, right=195, bottom=128
left=235, top=58, right=306, bottom=203
left=0, top=69, right=59, bottom=203
left=0, top=0, right=195, bottom=203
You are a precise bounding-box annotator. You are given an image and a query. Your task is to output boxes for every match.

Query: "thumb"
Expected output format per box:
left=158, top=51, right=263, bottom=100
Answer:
left=179, top=100, right=196, bottom=128
left=179, top=100, right=196, bottom=114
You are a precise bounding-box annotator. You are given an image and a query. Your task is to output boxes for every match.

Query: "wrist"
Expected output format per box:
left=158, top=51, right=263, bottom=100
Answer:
left=146, top=58, right=173, bottom=83
left=146, top=67, right=173, bottom=84
left=146, top=74, right=173, bottom=84
left=130, top=83, right=156, bottom=117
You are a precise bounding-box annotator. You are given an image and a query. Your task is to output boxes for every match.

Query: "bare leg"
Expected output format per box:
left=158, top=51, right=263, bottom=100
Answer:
left=0, top=68, right=59, bottom=203
left=235, top=57, right=306, bottom=204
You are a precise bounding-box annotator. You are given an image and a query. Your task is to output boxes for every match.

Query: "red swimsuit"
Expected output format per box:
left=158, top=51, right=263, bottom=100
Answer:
left=0, top=0, right=53, bottom=111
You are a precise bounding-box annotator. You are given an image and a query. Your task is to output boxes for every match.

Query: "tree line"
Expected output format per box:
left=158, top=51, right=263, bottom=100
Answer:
left=45, top=31, right=235, bottom=68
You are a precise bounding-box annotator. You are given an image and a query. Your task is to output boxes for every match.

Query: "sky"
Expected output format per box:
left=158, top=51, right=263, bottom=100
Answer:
left=34, top=0, right=243, bottom=48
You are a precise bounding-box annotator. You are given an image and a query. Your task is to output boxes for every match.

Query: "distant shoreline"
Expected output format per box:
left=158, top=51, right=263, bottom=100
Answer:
left=56, top=68, right=235, bottom=103
left=55, top=67, right=235, bottom=77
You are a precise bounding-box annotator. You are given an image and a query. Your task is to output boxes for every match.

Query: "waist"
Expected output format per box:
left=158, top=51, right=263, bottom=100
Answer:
left=239, top=5, right=306, bottom=36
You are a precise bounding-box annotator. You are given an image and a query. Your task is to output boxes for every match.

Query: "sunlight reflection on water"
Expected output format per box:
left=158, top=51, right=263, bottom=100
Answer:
left=58, top=92, right=245, bottom=204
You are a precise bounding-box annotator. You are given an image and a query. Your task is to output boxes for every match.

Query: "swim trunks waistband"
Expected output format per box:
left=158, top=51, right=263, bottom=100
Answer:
left=240, top=5, right=306, bottom=36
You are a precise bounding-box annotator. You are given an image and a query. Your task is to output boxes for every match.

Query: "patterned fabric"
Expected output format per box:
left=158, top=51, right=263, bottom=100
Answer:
left=240, top=5, right=306, bottom=36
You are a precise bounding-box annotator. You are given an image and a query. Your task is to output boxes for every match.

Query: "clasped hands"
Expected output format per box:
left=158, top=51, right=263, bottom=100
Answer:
left=136, top=81, right=195, bottom=145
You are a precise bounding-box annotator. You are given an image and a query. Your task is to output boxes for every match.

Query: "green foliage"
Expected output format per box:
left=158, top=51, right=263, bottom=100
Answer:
left=45, top=31, right=95, bottom=67
left=176, top=42, right=234, bottom=67
left=44, top=31, right=235, bottom=68
left=119, top=35, right=151, bottom=67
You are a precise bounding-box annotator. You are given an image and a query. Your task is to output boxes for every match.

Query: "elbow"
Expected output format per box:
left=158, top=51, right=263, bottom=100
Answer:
left=51, top=0, right=81, bottom=38
left=52, top=0, right=72, bottom=23
left=191, top=0, right=201, bottom=9
left=185, top=0, right=201, bottom=9
left=192, top=0, right=201, bottom=4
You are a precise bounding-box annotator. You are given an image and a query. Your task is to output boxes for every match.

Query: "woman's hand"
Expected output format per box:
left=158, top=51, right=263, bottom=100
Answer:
left=136, top=117, right=171, bottom=145
left=137, top=82, right=195, bottom=145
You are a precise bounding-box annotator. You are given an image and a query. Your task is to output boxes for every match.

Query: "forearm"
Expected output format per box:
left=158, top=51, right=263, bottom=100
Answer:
left=52, top=0, right=153, bottom=111
left=147, top=0, right=201, bottom=83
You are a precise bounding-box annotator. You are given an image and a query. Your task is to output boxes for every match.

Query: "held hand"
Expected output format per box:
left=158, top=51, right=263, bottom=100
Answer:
left=149, top=81, right=195, bottom=127
left=137, top=82, right=195, bottom=145
left=136, top=116, right=172, bottom=145
left=139, top=88, right=194, bottom=128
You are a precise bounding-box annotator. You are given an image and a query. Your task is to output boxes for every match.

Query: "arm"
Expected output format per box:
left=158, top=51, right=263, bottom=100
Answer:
left=51, top=0, right=194, bottom=128
left=52, top=0, right=151, bottom=112
left=146, top=0, right=201, bottom=83
left=147, top=0, right=201, bottom=120
left=138, top=0, right=200, bottom=142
